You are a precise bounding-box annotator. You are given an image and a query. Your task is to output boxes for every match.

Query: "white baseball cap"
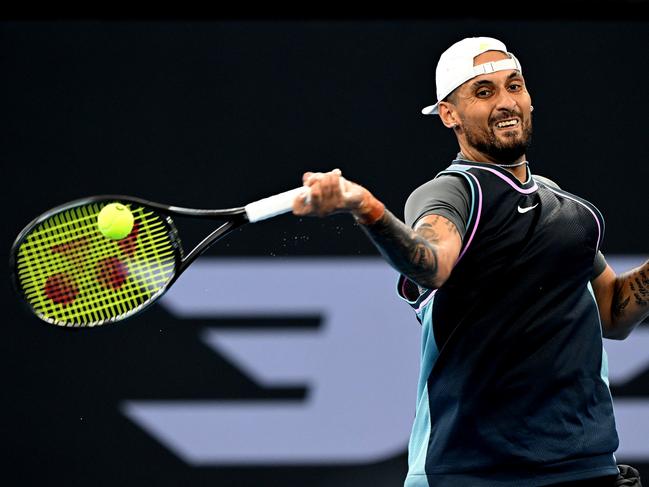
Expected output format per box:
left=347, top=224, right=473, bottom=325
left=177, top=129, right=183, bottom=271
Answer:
left=421, top=37, right=522, bottom=115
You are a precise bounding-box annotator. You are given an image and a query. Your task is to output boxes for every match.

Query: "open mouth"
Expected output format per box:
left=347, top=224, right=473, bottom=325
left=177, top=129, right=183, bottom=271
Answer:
left=495, top=118, right=520, bottom=129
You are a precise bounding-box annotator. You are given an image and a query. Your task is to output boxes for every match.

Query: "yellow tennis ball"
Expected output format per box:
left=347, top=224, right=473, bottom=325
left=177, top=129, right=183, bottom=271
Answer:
left=97, top=203, right=134, bottom=240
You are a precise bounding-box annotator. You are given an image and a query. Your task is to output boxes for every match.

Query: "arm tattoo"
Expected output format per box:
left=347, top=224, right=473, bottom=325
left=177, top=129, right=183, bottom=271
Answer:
left=443, top=218, right=459, bottom=236
left=611, top=262, right=649, bottom=326
left=612, top=293, right=630, bottom=318
left=612, top=274, right=630, bottom=319
left=358, top=209, right=440, bottom=288
left=628, top=274, right=649, bottom=307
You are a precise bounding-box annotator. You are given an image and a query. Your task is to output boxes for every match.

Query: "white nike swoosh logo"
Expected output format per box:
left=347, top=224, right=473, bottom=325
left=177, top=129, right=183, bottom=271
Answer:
left=517, top=203, right=539, bottom=214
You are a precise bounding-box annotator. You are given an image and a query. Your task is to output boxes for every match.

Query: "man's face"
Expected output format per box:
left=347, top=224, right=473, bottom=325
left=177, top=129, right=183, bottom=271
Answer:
left=449, top=51, right=533, bottom=164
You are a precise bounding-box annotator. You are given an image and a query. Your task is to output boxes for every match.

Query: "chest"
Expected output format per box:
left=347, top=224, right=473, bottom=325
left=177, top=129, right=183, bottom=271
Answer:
left=459, top=183, right=603, bottom=280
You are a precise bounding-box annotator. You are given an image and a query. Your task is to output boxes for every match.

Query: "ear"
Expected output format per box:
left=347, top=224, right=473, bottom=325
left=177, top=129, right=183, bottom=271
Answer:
left=438, top=101, right=459, bottom=129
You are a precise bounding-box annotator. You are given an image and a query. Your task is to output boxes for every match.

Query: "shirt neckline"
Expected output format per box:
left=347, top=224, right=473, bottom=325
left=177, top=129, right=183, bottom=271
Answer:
left=452, top=156, right=535, bottom=189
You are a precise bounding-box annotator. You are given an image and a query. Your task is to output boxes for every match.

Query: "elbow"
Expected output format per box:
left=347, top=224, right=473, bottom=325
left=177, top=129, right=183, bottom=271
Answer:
left=603, top=330, right=629, bottom=341
left=602, top=321, right=633, bottom=340
left=428, top=258, right=456, bottom=289
left=402, top=247, right=456, bottom=291
left=430, top=273, right=451, bottom=290
left=415, top=267, right=452, bottom=291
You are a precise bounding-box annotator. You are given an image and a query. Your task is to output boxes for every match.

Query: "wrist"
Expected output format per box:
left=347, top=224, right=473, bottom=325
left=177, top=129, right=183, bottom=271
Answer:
left=353, top=193, right=385, bottom=225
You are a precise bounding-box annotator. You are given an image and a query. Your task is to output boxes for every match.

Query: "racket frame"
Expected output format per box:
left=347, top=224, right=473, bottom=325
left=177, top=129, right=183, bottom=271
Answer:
left=10, top=195, right=250, bottom=327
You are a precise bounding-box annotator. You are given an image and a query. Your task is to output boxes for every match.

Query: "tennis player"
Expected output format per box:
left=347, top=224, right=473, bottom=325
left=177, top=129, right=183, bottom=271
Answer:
left=293, top=37, right=645, bottom=486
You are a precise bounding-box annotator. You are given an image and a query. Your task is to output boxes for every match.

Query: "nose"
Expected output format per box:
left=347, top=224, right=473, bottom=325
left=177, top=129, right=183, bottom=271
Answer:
left=495, top=89, right=518, bottom=113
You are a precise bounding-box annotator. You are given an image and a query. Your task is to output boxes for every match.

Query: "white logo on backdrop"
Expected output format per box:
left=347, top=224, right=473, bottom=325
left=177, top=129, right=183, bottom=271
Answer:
left=122, top=258, right=420, bottom=465
left=121, top=256, right=649, bottom=465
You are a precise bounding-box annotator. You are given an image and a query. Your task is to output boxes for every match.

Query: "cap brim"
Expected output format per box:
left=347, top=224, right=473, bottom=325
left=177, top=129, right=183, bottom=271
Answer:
left=421, top=103, right=439, bottom=115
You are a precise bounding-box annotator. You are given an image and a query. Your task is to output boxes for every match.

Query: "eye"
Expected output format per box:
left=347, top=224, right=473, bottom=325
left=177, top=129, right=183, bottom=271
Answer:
left=476, top=88, right=492, bottom=98
left=508, top=82, right=523, bottom=92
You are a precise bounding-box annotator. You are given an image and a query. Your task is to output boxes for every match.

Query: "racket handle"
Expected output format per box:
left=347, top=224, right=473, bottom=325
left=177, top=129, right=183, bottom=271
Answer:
left=245, top=186, right=310, bottom=222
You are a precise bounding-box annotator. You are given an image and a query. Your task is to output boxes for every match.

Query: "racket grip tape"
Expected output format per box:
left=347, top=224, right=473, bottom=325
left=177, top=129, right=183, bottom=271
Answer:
left=245, top=186, right=309, bottom=222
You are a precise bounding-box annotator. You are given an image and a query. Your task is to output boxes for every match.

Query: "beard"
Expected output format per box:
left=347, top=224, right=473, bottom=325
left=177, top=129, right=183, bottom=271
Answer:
left=463, top=119, right=533, bottom=165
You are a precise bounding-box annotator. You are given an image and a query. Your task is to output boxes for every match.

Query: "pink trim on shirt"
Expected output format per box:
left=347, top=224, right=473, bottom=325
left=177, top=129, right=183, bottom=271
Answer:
left=415, top=289, right=437, bottom=314
left=455, top=171, right=483, bottom=264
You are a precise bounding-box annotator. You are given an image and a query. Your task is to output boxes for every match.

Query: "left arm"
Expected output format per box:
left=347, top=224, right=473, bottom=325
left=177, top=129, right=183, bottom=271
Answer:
left=591, top=260, right=649, bottom=339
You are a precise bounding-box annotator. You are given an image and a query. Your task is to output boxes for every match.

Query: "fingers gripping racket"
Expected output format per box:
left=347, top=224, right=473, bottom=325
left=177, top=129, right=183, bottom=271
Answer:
left=10, top=187, right=307, bottom=327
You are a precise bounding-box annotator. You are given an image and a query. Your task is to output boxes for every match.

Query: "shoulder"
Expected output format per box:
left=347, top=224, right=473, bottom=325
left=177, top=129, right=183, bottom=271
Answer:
left=404, top=173, right=473, bottom=230
left=406, top=173, right=471, bottom=203
left=532, top=174, right=561, bottom=189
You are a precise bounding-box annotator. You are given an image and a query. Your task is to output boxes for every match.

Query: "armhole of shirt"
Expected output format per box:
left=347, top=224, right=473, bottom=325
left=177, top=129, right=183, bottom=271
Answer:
left=435, top=169, right=481, bottom=261
left=592, top=251, right=608, bottom=280
left=397, top=170, right=481, bottom=308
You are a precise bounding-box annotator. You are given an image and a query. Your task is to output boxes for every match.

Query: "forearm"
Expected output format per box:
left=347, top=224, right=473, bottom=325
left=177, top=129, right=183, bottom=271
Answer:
left=609, top=259, right=649, bottom=339
left=292, top=169, right=456, bottom=289
left=357, top=209, right=444, bottom=289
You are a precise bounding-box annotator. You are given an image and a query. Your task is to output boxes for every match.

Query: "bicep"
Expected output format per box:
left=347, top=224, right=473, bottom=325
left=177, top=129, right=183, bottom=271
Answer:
left=404, top=175, right=471, bottom=237
left=413, top=213, right=462, bottom=287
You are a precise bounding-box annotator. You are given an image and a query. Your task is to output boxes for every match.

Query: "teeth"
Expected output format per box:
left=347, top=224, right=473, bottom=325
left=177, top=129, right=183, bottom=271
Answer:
left=496, top=119, right=518, bottom=128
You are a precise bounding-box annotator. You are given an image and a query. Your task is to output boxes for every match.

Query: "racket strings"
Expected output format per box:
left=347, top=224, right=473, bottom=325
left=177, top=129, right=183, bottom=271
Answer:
left=19, top=214, right=173, bottom=297
left=18, top=230, right=174, bottom=296
left=20, top=227, right=146, bottom=323
left=15, top=203, right=178, bottom=326
left=21, top=226, right=171, bottom=324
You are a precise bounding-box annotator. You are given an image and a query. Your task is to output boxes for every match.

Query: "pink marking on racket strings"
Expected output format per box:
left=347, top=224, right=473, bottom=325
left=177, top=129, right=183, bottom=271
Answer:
left=51, top=237, right=89, bottom=264
left=44, top=273, right=79, bottom=305
left=118, top=222, right=140, bottom=258
left=96, top=257, right=129, bottom=290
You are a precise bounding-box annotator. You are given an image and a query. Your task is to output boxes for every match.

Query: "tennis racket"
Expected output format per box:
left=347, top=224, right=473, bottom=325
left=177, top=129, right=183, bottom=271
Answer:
left=10, top=187, right=308, bottom=327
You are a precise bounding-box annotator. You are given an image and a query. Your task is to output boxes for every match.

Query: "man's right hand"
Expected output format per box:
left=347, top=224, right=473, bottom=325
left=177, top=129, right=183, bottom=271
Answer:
left=291, top=169, right=461, bottom=289
left=292, top=169, right=385, bottom=225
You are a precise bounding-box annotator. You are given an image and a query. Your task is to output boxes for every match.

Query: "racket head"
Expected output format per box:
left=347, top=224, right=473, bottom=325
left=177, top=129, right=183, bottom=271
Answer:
left=10, top=196, right=183, bottom=327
